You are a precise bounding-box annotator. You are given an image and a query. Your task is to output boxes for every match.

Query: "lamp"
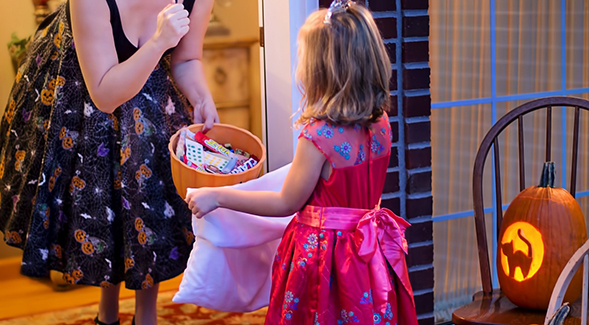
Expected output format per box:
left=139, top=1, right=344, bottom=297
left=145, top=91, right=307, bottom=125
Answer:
left=32, top=0, right=50, bottom=25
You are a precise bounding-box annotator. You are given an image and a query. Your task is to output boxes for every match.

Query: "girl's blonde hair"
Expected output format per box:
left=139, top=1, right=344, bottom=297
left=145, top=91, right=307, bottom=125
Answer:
left=295, top=3, right=391, bottom=126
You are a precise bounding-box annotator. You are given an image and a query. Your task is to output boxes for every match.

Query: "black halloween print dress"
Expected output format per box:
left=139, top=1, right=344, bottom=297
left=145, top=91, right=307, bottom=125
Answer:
left=0, top=2, right=196, bottom=290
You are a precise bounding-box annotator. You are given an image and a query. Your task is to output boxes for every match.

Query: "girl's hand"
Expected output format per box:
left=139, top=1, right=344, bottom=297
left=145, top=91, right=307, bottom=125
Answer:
left=153, top=1, right=190, bottom=51
left=193, top=95, right=219, bottom=133
left=185, top=188, right=219, bottom=218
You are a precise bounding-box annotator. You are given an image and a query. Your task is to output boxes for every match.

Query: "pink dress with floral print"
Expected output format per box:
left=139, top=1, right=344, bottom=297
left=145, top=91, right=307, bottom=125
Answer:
left=265, top=113, right=418, bottom=325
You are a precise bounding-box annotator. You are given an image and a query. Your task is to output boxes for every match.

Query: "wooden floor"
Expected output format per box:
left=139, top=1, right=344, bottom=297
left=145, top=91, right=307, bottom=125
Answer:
left=0, top=257, right=183, bottom=320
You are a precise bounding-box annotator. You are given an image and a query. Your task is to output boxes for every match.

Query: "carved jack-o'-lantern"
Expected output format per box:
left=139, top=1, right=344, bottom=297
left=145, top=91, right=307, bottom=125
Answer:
left=498, top=162, right=588, bottom=310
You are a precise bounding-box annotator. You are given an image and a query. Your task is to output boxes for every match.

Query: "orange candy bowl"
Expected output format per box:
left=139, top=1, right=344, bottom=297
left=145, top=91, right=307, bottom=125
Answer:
left=168, top=123, right=266, bottom=198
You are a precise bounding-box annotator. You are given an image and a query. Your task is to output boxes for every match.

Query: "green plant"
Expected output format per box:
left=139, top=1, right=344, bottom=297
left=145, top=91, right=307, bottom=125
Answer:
left=7, top=32, right=31, bottom=68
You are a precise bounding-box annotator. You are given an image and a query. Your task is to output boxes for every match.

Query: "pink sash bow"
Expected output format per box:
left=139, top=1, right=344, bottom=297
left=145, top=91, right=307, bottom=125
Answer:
left=354, top=207, right=411, bottom=313
left=296, top=205, right=414, bottom=314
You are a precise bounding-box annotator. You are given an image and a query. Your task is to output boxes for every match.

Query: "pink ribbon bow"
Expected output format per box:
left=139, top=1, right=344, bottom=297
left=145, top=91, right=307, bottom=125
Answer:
left=354, top=207, right=411, bottom=313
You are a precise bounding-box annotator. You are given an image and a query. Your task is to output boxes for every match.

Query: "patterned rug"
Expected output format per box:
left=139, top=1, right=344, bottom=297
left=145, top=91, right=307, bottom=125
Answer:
left=0, top=290, right=267, bottom=325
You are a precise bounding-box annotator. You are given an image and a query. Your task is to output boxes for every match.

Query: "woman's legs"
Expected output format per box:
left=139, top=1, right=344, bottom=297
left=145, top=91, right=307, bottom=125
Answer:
left=98, top=283, right=121, bottom=324
left=134, top=283, right=159, bottom=325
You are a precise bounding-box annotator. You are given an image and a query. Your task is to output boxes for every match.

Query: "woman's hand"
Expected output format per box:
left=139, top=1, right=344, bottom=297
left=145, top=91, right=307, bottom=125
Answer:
left=153, top=2, right=191, bottom=51
left=193, top=95, right=219, bottom=133
left=185, top=188, right=220, bottom=218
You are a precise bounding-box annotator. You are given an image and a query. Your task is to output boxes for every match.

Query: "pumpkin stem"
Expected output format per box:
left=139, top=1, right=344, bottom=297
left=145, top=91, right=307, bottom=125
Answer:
left=538, top=161, right=555, bottom=188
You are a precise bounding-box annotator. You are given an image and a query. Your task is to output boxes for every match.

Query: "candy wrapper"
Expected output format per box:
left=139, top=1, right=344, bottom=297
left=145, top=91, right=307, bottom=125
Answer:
left=176, top=128, right=259, bottom=175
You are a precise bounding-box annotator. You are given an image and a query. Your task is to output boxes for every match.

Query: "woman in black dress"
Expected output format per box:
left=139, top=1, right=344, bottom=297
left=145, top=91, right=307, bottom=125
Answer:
left=0, top=0, right=218, bottom=324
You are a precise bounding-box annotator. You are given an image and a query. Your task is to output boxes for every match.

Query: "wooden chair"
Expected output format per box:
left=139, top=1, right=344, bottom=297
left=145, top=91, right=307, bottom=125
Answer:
left=544, top=239, right=589, bottom=325
left=452, top=97, right=589, bottom=325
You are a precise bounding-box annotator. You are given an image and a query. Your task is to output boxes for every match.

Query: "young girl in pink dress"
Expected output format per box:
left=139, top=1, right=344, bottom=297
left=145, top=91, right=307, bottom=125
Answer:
left=185, top=1, right=418, bottom=324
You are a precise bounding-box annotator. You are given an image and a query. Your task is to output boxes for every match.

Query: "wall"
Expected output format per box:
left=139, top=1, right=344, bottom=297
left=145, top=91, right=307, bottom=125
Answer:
left=0, top=0, right=39, bottom=259
left=318, top=0, right=434, bottom=324
left=212, top=0, right=258, bottom=40
left=0, top=1, right=37, bottom=117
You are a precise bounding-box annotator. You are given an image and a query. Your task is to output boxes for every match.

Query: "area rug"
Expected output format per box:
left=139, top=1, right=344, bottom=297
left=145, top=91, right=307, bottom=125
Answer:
left=0, top=290, right=267, bottom=325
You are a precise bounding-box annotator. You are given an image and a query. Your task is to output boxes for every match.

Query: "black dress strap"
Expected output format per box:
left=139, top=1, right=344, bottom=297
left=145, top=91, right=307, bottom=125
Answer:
left=183, top=0, right=196, bottom=16
left=105, top=0, right=137, bottom=63
left=105, top=0, right=198, bottom=62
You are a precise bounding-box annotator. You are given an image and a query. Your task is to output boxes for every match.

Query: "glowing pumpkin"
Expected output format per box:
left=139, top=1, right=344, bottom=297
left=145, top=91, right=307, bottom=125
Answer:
left=498, top=162, right=587, bottom=310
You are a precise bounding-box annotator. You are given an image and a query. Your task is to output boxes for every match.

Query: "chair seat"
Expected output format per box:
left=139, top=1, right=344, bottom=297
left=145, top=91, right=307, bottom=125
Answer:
left=452, top=289, right=583, bottom=325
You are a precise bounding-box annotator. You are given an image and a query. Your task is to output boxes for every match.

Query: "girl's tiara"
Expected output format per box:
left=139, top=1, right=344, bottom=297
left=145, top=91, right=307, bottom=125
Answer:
left=324, top=0, right=355, bottom=24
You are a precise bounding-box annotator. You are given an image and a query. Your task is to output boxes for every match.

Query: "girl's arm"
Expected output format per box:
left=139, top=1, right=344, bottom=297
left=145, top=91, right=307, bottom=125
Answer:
left=70, top=0, right=190, bottom=113
left=171, top=0, right=219, bottom=132
left=186, top=137, right=326, bottom=218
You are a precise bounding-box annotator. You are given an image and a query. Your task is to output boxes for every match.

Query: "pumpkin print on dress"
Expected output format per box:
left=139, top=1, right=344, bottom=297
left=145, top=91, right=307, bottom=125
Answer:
left=40, top=88, right=55, bottom=106
left=14, top=150, right=26, bottom=172
left=69, top=175, right=86, bottom=194
left=72, top=268, right=84, bottom=281
left=42, top=207, right=50, bottom=229
left=48, top=166, right=62, bottom=192
left=125, top=257, right=135, bottom=272
left=74, top=229, right=87, bottom=243
left=4, top=99, right=16, bottom=124
left=51, top=244, right=62, bottom=259
left=8, top=231, right=23, bottom=244
left=100, top=281, right=113, bottom=288
left=63, top=273, right=75, bottom=284
left=498, top=162, right=588, bottom=310
left=141, top=274, right=154, bottom=290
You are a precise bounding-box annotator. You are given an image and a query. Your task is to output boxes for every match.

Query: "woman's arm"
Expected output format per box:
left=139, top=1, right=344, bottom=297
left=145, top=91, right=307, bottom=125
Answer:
left=70, top=0, right=190, bottom=113
left=171, top=0, right=219, bottom=132
left=186, top=137, right=326, bottom=218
